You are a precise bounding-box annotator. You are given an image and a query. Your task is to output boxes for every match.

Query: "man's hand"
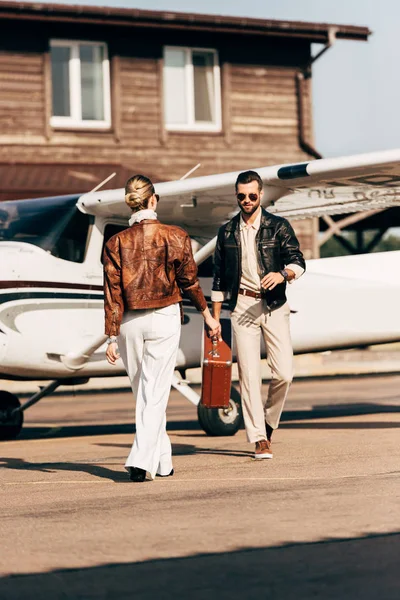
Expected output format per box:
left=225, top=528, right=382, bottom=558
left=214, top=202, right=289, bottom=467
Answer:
left=106, top=342, right=120, bottom=365
left=261, top=271, right=284, bottom=291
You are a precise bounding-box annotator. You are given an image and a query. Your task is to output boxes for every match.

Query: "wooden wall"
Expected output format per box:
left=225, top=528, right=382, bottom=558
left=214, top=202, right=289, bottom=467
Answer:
left=0, top=50, right=45, bottom=140
left=0, top=19, right=318, bottom=255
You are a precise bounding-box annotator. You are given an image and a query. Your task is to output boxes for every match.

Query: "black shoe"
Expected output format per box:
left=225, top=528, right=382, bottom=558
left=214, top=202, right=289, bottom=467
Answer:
left=265, top=423, right=274, bottom=442
left=156, top=469, right=174, bottom=478
left=128, top=467, right=146, bottom=482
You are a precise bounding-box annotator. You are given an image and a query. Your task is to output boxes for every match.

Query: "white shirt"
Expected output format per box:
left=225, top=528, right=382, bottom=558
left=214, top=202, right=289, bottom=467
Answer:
left=129, top=209, right=158, bottom=225
left=239, top=210, right=263, bottom=294
left=211, top=209, right=304, bottom=302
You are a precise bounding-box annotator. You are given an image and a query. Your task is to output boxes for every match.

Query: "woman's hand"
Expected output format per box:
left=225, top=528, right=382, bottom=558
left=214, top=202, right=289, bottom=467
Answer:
left=205, top=315, right=222, bottom=339
left=202, top=307, right=222, bottom=338
left=106, top=342, right=120, bottom=365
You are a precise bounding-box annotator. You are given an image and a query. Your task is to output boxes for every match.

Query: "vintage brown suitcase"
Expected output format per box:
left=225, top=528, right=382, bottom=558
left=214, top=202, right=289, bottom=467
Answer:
left=200, top=319, right=232, bottom=409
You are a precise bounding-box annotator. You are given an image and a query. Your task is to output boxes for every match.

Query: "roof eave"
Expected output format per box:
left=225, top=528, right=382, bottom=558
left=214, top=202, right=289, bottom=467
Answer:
left=0, top=2, right=371, bottom=42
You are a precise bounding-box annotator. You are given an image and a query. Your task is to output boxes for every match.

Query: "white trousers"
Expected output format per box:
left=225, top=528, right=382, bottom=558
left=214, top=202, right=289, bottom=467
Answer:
left=117, top=303, right=181, bottom=479
left=231, top=295, right=293, bottom=443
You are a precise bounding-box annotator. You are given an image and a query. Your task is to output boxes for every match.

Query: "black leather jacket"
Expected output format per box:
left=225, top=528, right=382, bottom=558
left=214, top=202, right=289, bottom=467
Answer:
left=212, top=208, right=306, bottom=311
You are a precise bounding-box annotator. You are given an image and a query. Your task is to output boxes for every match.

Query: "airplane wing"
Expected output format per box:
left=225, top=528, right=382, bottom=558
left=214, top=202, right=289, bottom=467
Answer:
left=77, top=148, right=400, bottom=237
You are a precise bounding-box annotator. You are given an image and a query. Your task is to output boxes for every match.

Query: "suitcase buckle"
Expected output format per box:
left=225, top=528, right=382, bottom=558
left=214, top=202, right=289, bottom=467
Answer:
left=208, top=338, right=220, bottom=358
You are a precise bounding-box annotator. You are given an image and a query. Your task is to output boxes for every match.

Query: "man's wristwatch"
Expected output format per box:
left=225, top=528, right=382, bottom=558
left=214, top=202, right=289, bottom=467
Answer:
left=107, top=336, right=118, bottom=345
left=280, top=269, right=289, bottom=281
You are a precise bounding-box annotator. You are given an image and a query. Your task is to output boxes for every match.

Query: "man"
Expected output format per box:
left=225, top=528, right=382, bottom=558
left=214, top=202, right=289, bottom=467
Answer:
left=212, top=170, right=305, bottom=459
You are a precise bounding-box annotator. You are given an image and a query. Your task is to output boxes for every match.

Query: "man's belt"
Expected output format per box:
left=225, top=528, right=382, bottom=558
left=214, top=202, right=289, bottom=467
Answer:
left=239, top=287, right=263, bottom=299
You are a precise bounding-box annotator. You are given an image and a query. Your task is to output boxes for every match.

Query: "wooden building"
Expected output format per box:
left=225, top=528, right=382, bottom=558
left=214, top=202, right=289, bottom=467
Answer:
left=0, top=2, right=370, bottom=257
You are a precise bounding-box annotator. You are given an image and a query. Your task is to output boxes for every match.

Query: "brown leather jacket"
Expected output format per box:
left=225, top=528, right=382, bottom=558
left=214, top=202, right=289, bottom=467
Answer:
left=103, top=219, right=207, bottom=336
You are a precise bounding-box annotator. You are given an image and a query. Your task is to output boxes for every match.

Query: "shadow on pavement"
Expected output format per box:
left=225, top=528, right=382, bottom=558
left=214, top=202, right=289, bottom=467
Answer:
left=95, top=441, right=253, bottom=458
left=18, top=419, right=201, bottom=440
left=283, top=403, right=400, bottom=422
left=0, top=456, right=127, bottom=482
left=16, top=401, right=400, bottom=441
left=282, top=421, right=400, bottom=430
left=0, top=532, right=398, bottom=599
left=0, top=440, right=254, bottom=481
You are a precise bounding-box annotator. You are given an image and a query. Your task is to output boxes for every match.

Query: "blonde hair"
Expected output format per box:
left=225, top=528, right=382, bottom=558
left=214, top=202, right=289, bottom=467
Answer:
left=125, top=174, right=155, bottom=212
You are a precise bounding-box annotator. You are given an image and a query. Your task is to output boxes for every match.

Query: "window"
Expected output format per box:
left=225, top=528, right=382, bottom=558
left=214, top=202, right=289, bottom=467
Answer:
left=101, top=224, right=128, bottom=263
left=50, top=40, right=111, bottom=129
left=163, top=47, right=221, bottom=132
left=0, top=196, right=92, bottom=263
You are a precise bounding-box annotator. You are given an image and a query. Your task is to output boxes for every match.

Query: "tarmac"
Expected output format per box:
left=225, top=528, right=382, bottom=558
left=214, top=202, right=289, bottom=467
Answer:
left=4, top=345, right=400, bottom=396
left=1, top=375, right=399, bottom=599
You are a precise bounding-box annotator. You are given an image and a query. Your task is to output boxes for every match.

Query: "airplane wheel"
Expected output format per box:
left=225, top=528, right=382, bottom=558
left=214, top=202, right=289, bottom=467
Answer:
left=0, top=391, right=23, bottom=441
left=197, top=386, right=243, bottom=436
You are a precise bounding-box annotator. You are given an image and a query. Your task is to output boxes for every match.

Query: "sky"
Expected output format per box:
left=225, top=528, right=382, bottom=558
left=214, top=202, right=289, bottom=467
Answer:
left=15, top=0, right=400, bottom=158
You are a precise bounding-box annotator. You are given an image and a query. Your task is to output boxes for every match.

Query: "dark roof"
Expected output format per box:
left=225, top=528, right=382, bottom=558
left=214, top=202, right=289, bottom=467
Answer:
left=0, top=163, right=157, bottom=202
left=0, top=2, right=371, bottom=42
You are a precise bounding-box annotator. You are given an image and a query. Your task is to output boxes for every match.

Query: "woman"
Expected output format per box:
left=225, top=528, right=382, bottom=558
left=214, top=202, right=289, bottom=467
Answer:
left=103, top=174, right=221, bottom=482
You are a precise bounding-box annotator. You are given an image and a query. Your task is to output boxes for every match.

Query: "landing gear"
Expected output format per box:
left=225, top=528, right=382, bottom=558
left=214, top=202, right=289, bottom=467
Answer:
left=197, top=386, right=243, bottom=436
left=0, top=391, right=23, bottom=441
left=0, top=378, right=89, bottom=441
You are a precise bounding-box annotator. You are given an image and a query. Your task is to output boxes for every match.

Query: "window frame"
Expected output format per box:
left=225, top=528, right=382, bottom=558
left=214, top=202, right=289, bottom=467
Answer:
left=50, top=39, right=111, bottom=130
left=163, top=46, right=222, bottom=133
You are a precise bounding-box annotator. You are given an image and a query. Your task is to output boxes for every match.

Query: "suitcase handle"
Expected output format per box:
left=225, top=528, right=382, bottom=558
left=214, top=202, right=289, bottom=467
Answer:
left=208, top=337, right=220, bottom=358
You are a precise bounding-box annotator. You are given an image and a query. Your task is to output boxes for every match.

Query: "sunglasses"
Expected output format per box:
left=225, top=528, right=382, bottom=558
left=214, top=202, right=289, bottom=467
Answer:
left=237, top=193, right=259, bottom=202
left=155, top=194, right=160, bottom=202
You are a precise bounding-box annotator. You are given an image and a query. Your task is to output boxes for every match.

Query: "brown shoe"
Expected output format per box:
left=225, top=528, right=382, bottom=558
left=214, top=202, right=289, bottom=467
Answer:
left=254, top=439, right=273, bottom=460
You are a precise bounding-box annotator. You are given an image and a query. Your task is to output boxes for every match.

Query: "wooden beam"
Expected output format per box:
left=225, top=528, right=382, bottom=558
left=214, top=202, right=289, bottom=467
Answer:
left=222, top=62, right=232, bottom=147
left=319, top=209, right=385, bottom=247
left=333, top=234, right=356, bottom=254
left=43, top=50, right=52, bottom=141
left=158, top=57, right=167, bottom=146
left=111, top=55, right=122, bottom=143
left=312, top=217, right=320, bottom=258
left=356, top=229, right=364, bottom=253
left=365, top=228, right=388, bottom=253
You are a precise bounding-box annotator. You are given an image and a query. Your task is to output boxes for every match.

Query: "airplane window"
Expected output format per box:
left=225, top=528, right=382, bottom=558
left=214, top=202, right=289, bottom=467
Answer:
left=103, top=224, right=128, bottom=246
left=52, top=209, right=93, bottom=262
left=0, top=195, right=92, bottom=263
left=101, top=224, right=128, bottom=263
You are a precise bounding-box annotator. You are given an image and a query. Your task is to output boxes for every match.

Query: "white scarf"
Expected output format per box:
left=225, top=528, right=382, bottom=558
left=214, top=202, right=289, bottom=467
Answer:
left=129, top=209, right=158, bottom=226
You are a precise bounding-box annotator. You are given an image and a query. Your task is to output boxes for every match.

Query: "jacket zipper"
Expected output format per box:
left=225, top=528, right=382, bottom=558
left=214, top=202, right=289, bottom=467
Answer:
left=256, top=225, right=271, bottom=313
left=112, top=306, right=119, bottom=334
left=233, top=225, right=241, bottom=301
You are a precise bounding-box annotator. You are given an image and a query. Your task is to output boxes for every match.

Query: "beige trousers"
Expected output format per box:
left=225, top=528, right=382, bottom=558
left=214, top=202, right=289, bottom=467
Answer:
left=231, top=295, right=293, bottom=443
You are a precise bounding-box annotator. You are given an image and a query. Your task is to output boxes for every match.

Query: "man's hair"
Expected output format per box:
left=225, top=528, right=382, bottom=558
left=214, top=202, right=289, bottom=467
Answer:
left=235, top=170, right=263, bottom=192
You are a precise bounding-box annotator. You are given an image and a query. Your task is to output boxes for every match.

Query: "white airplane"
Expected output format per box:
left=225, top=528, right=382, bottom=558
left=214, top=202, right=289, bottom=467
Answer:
left=0, top=148, right=400, bottom=440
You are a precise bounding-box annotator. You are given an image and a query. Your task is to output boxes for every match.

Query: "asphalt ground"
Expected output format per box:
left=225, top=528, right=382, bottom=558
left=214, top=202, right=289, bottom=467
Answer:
left=1, top=375, right=399, bottom=599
